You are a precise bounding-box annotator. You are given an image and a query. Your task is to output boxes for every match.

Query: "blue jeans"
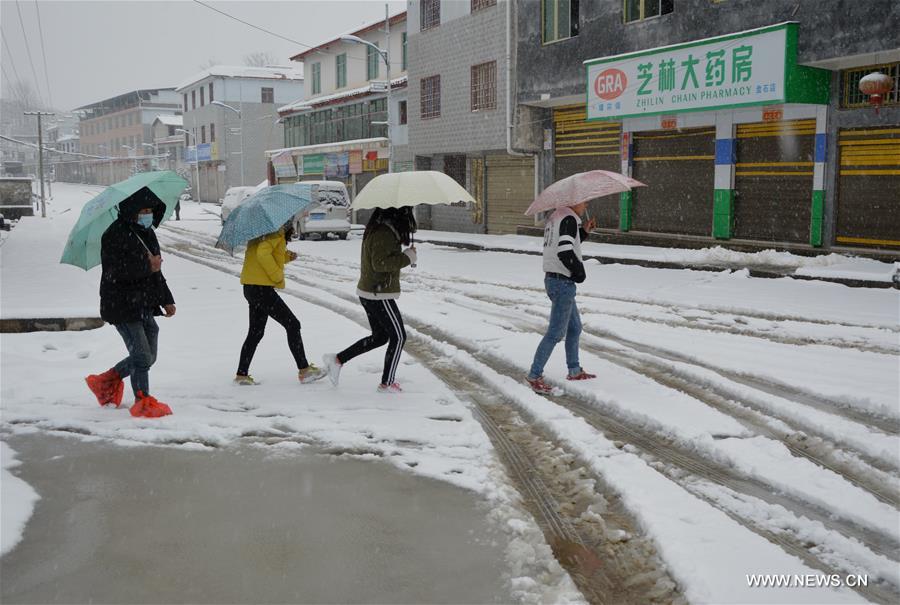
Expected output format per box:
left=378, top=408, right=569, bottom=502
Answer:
left=528, top=275, right=582, bottom=379
left=113, top=310, right=159, bottom=398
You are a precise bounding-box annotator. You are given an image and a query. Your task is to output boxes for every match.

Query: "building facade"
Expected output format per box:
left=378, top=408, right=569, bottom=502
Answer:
left=46, top=113, right=82, bottom=182
left=407, top=0, right=543, bottom=234
left=78, top=89, right=181, bottom=185
left=517, top=0, right=900, bottom=253
left=274, top=12, right=408, bottom=199
left=176, top=66, right=303, bottom=202
left=151, top=114, right=186, bottom=176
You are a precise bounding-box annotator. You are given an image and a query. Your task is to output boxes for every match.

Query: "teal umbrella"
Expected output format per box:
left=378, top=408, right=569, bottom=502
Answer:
left=216, top=183, right=314, bottom=254
left=60, top=171, right=188, bottom=270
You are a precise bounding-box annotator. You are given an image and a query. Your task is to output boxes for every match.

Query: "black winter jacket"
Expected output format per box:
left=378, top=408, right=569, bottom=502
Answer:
left=99, top=218, right=174, bottom=325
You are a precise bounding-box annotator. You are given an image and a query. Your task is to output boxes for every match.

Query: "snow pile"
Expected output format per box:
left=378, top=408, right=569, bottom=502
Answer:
left=1, top=441, right=40, bottom=556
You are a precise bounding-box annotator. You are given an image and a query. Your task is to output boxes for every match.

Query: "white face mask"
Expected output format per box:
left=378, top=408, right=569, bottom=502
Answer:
left=137, top=214, right=154, bottom=229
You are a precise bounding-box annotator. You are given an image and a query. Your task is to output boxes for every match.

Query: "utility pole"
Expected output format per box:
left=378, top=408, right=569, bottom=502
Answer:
left=385, top=3, right=392, bottom=173
left=24, top=111, right=54, bottom=217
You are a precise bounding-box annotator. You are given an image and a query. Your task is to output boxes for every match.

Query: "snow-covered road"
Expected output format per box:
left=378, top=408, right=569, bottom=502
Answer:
left=2, top=184, right=898, bottom=604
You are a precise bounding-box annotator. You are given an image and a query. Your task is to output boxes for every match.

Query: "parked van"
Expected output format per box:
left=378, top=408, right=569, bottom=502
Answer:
left=220, top=180, right=268, bottom=224
left=293, top=181, right=351, bottom=240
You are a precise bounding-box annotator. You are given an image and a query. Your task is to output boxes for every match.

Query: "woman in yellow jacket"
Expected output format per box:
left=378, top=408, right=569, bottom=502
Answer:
left=235, top=224, right=325, bottom=385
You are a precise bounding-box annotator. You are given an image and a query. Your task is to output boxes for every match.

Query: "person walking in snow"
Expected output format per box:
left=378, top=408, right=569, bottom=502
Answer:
left=234, top=222, right=325, bottom=385
left=322, top=207, right=417, bottom=393
left=525, top=202, right=597, bottom=394
left=85, top=188, right=176, bottom=417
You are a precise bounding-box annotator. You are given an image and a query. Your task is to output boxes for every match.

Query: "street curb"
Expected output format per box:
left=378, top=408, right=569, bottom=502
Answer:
left=415, top=239, right=898, bottom=290
left=0, top=317, right=105, bottom=333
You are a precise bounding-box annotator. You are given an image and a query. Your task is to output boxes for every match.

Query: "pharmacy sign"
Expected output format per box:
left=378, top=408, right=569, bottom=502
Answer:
left=585, top=22, right=828, bottom=121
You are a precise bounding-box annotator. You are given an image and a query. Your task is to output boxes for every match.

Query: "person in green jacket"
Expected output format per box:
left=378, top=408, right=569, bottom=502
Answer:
left=322, top=207, right=417, bottom=393
left=234, top=222, right=325, bottom=386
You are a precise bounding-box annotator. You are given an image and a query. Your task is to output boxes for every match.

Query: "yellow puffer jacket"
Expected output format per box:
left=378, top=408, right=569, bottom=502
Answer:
left=241, top=231, right=287, bottom=288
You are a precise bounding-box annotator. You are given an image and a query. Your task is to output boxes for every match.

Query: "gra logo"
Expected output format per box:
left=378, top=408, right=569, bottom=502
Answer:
left=594, top=68, right=627, bottom=100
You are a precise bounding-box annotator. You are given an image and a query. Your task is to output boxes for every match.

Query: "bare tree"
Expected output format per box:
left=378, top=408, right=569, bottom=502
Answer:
left=198, top=58, right=220, bottom=70
left=243, top=51, right=278, bottom=67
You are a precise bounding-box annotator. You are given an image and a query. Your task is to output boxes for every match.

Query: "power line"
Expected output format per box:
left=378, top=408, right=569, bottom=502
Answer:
left=14, top=0, right=45, bottom=106
left=33, top=0, right=54, bottom=108
left=1, top=29, right=25, bottom=90
left=190, top=0, right=315, bottom=50
left=189, top=0, right=373, bottom=64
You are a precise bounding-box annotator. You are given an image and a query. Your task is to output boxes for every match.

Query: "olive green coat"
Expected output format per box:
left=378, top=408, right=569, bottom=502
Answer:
left=357, top=223, right=410, bottom=298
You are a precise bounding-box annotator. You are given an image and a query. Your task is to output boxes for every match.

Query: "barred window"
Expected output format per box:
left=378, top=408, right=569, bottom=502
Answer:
left=471, top=61, right=497, bottom=111
left=311, top=63, right=321, bottom=95
left=472, top=0, right=496, bottom=11
left=261, top=87, right=274, bottom=104
left=421, top=0, right=440, bottom=31
left=421, top=75, right=441, bottom=119
left=209, top=83, right=214, bottom=102
left=841, top=63, right=900, bottom=108
left=336, top=54, right=347, bottom=88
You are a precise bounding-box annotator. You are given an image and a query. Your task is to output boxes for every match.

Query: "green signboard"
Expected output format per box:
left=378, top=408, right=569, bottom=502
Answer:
left=585, top=22, right=829, bottom=121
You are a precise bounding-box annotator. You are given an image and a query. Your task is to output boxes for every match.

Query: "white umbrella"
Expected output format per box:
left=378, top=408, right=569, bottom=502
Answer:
left=351, top=170, right=476, bottom=210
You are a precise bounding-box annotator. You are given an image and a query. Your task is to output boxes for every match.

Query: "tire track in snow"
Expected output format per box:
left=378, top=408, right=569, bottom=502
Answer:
left=157, top=233, right=683, bottom=605
left=159, top=230, right=900, bottom=600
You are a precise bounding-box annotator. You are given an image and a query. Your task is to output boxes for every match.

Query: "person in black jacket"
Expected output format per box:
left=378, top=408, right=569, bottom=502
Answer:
left=85, top=187, right=175, bottom=417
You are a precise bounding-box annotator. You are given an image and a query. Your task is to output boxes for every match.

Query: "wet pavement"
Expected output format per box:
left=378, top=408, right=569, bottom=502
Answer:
left=1, top=433, right=511, bottom=604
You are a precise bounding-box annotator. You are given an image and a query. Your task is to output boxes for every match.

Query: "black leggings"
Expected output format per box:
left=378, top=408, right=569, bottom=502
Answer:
left=337, top=298, right=406, bottom=385
left=237, top=285, right=308, bottom=375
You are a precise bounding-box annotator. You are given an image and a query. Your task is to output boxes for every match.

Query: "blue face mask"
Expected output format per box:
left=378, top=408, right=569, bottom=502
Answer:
left=136, top=214, right=154, bottom=229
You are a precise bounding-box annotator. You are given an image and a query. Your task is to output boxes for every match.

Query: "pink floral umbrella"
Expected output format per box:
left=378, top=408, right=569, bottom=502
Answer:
left=525, top=170, right=646, bottom=216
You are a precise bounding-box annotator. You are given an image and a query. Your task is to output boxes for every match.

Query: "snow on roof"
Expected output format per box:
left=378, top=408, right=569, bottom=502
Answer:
left=290, top=11, right=407, bottom=62
left=57, top=134, right=79, bottom=142
left=278, top=76, right=408, bottom=115
left=176, top=65, right=304, bottom=91
left=265, top=136, right=387, bottom=157
left=153, top=114, right=183, bottom=127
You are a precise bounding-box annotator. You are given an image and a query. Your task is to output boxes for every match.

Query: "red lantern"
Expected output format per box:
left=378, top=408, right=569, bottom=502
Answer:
left=858, top=71, right=894, bottom=114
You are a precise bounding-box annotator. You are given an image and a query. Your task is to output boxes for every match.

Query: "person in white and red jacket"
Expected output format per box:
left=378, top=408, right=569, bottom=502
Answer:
left=526, top=202, right=597, bottom=394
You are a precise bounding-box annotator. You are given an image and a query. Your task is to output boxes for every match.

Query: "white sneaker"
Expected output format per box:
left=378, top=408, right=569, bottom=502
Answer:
left=377, top=382, right=402, bottom=394
left=322, top=354, right=342, bottom=386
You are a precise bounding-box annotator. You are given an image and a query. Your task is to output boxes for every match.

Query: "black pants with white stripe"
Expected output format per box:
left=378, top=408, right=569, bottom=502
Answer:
left=337, top=297, right=406, bottom=385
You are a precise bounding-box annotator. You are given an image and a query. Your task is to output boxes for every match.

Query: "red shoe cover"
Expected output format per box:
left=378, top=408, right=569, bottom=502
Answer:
left=130, top=392, right=172, bottom=418
left=111, top=379, right=125, bottom=407
left=86, top=370, right=121, bottom=406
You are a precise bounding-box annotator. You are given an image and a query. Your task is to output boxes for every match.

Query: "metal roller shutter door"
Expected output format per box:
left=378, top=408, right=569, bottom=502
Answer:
left=486, top=155, right=535, bottom=235
left=631, top=128, right=715, bottom=236
left=553, top=106, right=621, bottom=229
left=836, top=127, right=900, bottom=248
left=733, top=119, right=815, bottom=243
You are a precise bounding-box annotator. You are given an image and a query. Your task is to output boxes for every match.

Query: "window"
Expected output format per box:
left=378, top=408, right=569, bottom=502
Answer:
left=210, top=123, right=215, bottom=142
left=472, top=0, right=496, bottom=11
left=401, top=33, right=408, bottom=71
left=471, top=61, right=497, bottom=111
left=261, top=87, right=275, bottom=103
left=311, top=63, right=321, bottom=95
left=200, top=86, right=205, bottom=106
left=367, top=43, right=380, bottom=80
left=183, top=94, right=188, bottom=112
left=399, top=100, right=407, bottom=125
left=443, top=155, right=466, bottom=187
left=201, top=125, right=206, bottom=144
left=209, top=82, right=214, bottom=102
left=336, top=54, right=347, bottom=88
left=420, top=75, right=441, bottom=119
left=192, top=90, right=196, bottom=109
left=542, top=0, right=579, bottom=43
left=841, top=62, right=900, bottom=108
left=624, top=0, right=673, bottom=23
left=421, top=0, right=440, bottom=30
